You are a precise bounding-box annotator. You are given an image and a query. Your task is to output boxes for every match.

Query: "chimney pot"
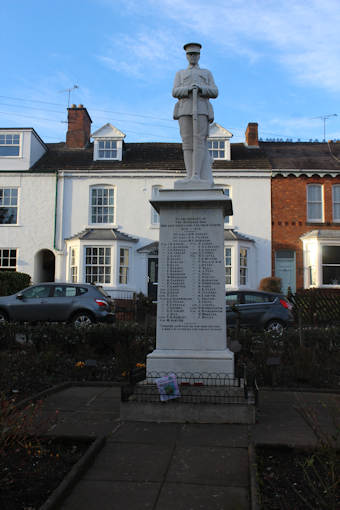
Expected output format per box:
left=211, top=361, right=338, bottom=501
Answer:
left=78, top=104, right=83, bottom=108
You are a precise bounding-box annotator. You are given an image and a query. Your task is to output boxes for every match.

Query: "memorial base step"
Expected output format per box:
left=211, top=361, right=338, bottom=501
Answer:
left=120, top=378, right=256, bottom=424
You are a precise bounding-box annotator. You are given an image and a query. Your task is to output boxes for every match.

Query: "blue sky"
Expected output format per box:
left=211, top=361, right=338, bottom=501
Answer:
left=1, top=0, right=340, bottom=143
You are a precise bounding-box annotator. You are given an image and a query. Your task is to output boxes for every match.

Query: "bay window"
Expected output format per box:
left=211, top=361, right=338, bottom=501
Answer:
left=119, top=248, right=129, bottom=284
left=85, top=247, right=111, bottom=284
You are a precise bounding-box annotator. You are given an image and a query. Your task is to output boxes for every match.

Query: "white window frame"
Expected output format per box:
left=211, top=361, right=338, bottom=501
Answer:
left=222, top=186, right=231, bottom=226
left=94, top=139, right=123, bottom=161
left=321, top=245, right=340, bottom=286
left=332, top=185, right=340, bottom=222
left=307, top=184, right=324, bottom=222
left=0, top=187, right=18, bottom=225
left=151, top=185, right=161, bottom=226
left=225, top=247, right=232, bottom=285
left=0, top=248, right=17, bottom=270
left=208, top=139, right=227, bottom=160
left=0, top=133, right=21, bottom=157
left=70, top=247, right=78, bottom=283
left=240, top=247, right=248, bottom=286
left=85, top=246, right=112, bottom=284
left=119, top=247, right=130, bottom=285
left=89, top=185, right=115, bottom=225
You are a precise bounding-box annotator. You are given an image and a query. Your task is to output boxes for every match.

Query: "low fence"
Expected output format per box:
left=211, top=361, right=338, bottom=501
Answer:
left=121, top=370, right=254, bottom=405
left=289, top=288, right=340, bottom=326
left=113, top=294, right=156, bottom=325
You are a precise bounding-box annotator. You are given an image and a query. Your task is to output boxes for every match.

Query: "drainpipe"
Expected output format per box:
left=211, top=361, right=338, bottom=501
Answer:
left=53, top=171, right=58, bottom=250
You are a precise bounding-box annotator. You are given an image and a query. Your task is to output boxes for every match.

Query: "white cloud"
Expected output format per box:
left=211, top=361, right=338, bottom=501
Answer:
left=146, top=0, right=340, bottom=92
left=97, top=28, right=182, bottom=80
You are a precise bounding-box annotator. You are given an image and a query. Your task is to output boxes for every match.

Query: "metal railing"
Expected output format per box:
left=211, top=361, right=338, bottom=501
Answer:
left=121, top=368, right=257, bottom=405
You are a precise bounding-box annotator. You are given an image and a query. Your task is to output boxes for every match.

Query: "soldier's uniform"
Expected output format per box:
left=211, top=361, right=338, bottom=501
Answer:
left=172, top=43, right=218, bottom=184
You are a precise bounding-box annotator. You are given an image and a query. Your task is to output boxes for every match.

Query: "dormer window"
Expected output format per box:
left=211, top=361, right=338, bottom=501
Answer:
left=207, top=123, right=233, bottom=161
left=208, top=140, right=225, bottom=159
left=0, top=133, right=20, bottom=157
left=98, top=140, right=117, bottom=159
left=92, top=123, right=125, bottom=162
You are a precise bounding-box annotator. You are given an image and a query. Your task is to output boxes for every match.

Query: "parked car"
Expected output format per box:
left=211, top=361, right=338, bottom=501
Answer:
left=226, top=290, right=294, bottom=336
left=0, top=283, right=115, bottom=326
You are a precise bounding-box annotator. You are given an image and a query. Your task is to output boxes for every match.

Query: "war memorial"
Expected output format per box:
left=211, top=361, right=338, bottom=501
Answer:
left=121, top=43, right=255, bottom=423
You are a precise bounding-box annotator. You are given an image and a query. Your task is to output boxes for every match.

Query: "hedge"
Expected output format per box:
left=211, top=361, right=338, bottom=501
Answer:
left=0, top=272, right=31, bottom=296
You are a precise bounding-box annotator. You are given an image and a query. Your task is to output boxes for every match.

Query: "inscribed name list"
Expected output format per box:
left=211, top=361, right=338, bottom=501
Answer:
left=157, top=207, right=226, bottom=351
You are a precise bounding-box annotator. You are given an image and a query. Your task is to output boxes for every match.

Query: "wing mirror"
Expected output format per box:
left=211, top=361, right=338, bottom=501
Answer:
left=16, top=294, right=23, bottom=300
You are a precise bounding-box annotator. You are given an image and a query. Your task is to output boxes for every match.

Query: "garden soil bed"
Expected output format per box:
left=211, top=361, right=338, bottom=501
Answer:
left=0, top=436, right=91, bottom=510
left=257, top=445, right=340, bottom=509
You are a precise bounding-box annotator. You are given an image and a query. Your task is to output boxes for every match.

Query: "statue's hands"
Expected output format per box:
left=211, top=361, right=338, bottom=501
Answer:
left=190, top=83, right=202, bottom=93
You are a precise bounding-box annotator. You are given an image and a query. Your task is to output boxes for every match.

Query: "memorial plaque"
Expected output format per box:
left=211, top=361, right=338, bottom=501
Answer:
left=156, top=205, right=226, bottom=351
left=146, top=188, right=234, bottom=379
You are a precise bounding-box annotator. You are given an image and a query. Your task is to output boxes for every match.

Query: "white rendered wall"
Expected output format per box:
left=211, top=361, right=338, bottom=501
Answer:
left=58, top=169, right=271, bottom=294
left=215, top=173, right=271, bottom=289
left=0, top=173, right=56, bottom=281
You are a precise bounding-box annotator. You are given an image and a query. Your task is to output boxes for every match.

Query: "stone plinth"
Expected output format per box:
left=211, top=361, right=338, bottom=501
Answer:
left=147, top=188, right=234, bottom=380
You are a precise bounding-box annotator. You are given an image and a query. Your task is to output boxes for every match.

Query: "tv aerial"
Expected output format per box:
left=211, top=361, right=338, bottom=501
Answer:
left=59, top=85, right=79, bottom=108
left=312, top=113, right=338, bottom=142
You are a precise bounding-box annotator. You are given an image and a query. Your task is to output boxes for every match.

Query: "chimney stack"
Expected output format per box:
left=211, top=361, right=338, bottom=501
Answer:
left=66, top=104, right=92, bottom=148
left=245, top=122, right=259, bottom=148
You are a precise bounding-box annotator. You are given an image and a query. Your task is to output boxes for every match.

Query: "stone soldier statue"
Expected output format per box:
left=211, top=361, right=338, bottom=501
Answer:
left=172, top=43, right=218, bottom=187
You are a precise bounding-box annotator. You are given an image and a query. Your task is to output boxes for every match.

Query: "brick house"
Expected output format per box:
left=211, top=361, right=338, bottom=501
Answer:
left=263, top=142, right=340, bottom=292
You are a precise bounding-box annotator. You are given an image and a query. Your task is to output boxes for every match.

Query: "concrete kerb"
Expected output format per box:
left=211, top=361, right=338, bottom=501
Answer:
left=248, top=443, right=260, bottom=510
left=39, top=434, right=107, bottom=510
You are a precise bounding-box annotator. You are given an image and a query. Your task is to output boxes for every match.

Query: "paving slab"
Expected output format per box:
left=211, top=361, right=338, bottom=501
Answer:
left=42, top=386, right=108, bottom=411
left=252, top=402, right=317, bottom=446
left=83, top=442, right=174, bottom=482
left=109, top=421, right=181, bottom=444
left=177, top=424, right=249, bottom=447
left=47, top=411, right=119, bottom=437
left=156, top=483, right=249, bottom=510
left=294, top=394, right=340, bottom=447
left=61, top=480, right=160, bottom=510
left=166, top=446, right=249, bottom=487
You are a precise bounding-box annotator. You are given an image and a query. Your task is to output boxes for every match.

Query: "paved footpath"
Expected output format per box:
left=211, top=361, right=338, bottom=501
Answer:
left=39, top=385, right=340, bottom=510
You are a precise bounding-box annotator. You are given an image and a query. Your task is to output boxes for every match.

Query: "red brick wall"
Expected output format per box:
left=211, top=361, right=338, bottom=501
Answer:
left=66, top=105, right=92, bottom=148
left=272, top=175, right=340, bottom=289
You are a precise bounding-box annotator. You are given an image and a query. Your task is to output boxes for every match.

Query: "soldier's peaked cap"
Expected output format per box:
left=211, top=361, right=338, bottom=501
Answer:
left=183, top=42, right=201, bottom=53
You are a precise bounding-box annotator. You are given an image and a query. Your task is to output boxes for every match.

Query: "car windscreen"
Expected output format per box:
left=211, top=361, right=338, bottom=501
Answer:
left=226, top=294, right=239, bottom=305
left=243, top=293, right=275, bottom=304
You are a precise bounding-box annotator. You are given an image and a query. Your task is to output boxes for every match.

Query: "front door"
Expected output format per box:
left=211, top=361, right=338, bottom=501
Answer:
left=275, top=250, right=296, bottom=294
left=148, top=258, right=158, bottom=301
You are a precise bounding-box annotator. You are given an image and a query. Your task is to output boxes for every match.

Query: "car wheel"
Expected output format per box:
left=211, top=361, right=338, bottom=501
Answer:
left=265, top=319, right=284, bottom=337
left=72, top=312, right=94, bottom=327
left=0, top=310, right=8, bottom=323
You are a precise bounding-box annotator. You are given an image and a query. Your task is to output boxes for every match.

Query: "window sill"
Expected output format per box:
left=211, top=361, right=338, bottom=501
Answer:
left=150, top=224, right=160, bottom=229
left=0, top=224, right=20, bottom=227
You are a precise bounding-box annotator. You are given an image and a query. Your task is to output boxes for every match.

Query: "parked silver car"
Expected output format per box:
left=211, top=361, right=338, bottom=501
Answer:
left=0, top=283, right=115, bottom=326
left=226, top=290, right=294, bottom=336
